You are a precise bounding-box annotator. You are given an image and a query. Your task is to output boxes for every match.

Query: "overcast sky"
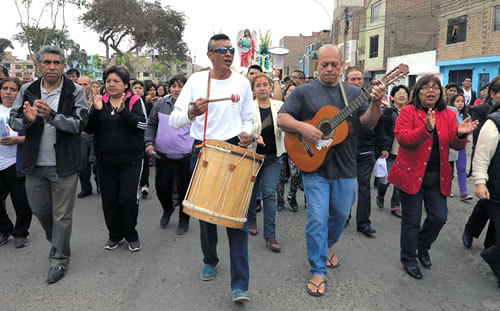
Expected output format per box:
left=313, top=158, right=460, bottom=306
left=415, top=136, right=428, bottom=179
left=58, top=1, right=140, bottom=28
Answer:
left=2, top=0, right=335, bottom=69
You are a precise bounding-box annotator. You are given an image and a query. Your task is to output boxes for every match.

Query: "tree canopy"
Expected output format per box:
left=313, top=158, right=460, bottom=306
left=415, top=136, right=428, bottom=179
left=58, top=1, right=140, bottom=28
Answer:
left=80, top=0, right=188, bottom=65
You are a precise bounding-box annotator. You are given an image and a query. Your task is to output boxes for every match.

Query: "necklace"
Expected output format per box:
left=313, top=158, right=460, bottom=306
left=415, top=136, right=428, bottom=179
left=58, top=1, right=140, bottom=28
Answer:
left=111, top=106, right=117, bottom=115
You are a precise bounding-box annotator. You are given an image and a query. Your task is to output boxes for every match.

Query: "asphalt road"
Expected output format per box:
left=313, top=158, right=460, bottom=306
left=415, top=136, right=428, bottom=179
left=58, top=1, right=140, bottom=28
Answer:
left=1, top=153, right=500, bottom=310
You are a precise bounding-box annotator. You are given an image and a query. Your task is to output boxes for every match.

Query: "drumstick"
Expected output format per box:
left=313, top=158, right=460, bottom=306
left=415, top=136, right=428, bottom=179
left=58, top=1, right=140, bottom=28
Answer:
left=190, top=94, right=240, bottom=105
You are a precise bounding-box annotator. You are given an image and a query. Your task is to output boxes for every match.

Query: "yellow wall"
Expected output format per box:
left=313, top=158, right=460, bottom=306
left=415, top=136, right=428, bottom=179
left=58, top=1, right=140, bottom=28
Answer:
left=362, top=0, right=385, bottom=71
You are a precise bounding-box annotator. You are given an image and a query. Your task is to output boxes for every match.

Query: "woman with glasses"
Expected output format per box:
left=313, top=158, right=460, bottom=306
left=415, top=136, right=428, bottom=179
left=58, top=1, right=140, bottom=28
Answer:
left=0, top=77, right=32, bottom=248
left=387, top=75, right=478, bottom=280
left=376, top=85, right=410, bottom=218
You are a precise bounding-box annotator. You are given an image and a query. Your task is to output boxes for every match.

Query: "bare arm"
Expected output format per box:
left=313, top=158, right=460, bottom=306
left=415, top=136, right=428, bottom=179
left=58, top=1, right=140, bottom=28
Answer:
left=277, top=112, right=322, bottom=145
left=359, top=82, right=385, bottom=129
left=271, top=80, right=282, bottom=101
left=359, top=101, right=382, bottom=130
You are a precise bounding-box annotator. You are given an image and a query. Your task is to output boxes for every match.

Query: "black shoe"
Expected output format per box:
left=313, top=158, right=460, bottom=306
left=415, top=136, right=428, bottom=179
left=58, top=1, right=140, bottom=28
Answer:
left=404, top=266, right=423, bottom=279
left=462, top=228, right=473, bottom=249
left=160, top=211, right=173, bottom=229
left=176, top=222, right=189, bottom=235
left=376, top=195, right=384, bottom=209
left=77, top=191, right=92, bottom=199
left=276, top=200, right=285, bottom=212
left=480, top=247, right=500, bottom=277
left=0, top=234, right=9, bottom=246
left=287, top=195, right=298, bottom=212
left=418, top=252, right=432, bottom=268
left=47, top=266, right=66, bottom=284
left=255, top=200, right=262, bottom=213
left=357, top=225, right=376, bottom=237
left=14, top=237, right=28, bottom=249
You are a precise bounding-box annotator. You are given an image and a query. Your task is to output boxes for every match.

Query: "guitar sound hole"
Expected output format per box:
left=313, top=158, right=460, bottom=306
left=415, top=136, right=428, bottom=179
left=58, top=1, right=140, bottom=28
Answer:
left=319, top=122, right=333, bottom=139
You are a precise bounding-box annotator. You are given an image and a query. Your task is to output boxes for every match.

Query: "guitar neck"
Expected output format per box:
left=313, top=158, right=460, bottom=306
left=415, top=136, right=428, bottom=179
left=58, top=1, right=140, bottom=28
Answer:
left=329, top=84, right=373, bottom=128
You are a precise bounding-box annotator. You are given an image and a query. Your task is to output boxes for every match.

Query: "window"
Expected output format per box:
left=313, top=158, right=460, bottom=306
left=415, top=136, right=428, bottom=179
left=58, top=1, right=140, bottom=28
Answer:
left=447, top=15, right=467, bottom=44
left=26, top=64, right=33, bottom=69
left=2, top=63, right=10, bottom=69
left=15, top=64, right=21, bottom=69
left=369, top=35, right=379, bottom=58
left=16, top=72, right=22, bottom=77
left=495, top=6, right=500, bottom=31
left=371, top=1, right=382, bottom=23
left=143, top=72, right=150, bottom=77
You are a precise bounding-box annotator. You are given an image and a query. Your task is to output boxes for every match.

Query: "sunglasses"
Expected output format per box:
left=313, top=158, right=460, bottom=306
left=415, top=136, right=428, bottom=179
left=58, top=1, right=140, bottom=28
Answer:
left=212, top=46, right=235, bottom=55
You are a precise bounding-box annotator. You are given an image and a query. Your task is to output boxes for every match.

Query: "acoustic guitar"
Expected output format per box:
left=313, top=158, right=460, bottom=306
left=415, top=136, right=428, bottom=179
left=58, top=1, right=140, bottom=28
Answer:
left=284, top=64, right=409, bottom=172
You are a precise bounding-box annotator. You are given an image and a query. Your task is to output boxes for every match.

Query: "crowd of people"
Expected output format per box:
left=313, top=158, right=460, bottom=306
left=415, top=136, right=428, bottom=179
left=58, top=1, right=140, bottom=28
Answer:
left=0, top=35, right=499, bottom=303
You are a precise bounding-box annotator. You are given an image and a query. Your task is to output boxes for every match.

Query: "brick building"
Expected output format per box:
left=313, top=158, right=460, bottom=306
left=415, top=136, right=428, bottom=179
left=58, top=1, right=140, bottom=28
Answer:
left=436, top=0, right=500, bottom=89
left=279, top=33, right=317, bottom=76
left=1, top=52, right=36, bottom=79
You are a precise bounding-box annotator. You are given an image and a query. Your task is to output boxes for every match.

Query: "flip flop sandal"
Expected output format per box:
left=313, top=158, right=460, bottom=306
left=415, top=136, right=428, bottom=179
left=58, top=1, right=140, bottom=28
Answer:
left=306, top=279, right=327, bottom=297
left=327, top=252, right=340, bottom=269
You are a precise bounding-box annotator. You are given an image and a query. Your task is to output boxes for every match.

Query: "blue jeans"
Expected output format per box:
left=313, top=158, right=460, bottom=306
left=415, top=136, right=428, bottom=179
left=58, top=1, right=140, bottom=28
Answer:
left=247, top=155, right=282, bottom=238
left=303, top=173, right=356, bottom=277
left=200, top=220, right=249, bottom=291
left=191, top=138, right=249, bottom=291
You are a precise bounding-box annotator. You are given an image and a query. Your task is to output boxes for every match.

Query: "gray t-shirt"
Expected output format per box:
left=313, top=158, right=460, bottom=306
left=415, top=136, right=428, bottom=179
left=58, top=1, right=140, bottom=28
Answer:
left=279, top=79, right=365, bottom=179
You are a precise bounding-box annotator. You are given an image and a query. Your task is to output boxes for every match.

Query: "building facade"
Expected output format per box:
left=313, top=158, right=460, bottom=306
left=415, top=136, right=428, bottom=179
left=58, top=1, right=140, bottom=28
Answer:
left=1, top=52, right=36, bottom=79
left=436, top=0, right=500, bottom=90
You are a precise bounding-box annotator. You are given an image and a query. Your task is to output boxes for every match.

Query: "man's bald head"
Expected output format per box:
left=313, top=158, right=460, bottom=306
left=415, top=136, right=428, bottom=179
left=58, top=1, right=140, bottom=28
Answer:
left=315, top=44, right=344, bottom=86
left=317, top=44, right=342, bottom=61
left=78, top=76, right=92, bottom=97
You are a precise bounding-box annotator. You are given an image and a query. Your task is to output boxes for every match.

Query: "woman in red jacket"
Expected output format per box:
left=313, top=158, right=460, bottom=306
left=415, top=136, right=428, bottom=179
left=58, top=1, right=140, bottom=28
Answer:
left=388, top=75, right=478, bottom=280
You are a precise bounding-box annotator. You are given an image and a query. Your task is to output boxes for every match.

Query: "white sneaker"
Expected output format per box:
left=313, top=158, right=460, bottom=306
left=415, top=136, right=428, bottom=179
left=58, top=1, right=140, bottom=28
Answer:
left=141, top=186, right=149, bottom=197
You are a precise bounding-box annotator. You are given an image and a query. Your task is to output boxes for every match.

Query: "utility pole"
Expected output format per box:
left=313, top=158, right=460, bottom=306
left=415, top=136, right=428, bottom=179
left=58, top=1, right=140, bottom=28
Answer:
left=342, top=7, right=350, bottom=74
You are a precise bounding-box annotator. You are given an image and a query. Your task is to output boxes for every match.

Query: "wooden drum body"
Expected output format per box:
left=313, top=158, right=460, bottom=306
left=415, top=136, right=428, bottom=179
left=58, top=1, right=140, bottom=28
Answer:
left=182, top=139, right=264, bottom=229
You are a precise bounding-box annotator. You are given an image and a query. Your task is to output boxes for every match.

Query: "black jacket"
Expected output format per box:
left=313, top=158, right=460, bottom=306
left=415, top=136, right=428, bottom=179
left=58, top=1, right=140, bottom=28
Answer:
left=85, top=92, right=147, bottom=166
left=9, top=76, right=88, bottom=176
left=471, top=99, right=495, bottom=147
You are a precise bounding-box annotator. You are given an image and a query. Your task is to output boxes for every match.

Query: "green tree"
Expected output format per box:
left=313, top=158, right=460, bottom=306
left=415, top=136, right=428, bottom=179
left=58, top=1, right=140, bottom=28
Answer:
left=12, top=0, right=89, bottom=70
left=0, top=38, right=14, bottom=62
left=80, top=0, right=187, bottom=65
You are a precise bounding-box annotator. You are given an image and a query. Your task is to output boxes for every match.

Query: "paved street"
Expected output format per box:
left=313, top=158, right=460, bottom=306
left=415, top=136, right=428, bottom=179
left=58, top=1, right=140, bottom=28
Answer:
left=2, top=149, right=500, bottom=311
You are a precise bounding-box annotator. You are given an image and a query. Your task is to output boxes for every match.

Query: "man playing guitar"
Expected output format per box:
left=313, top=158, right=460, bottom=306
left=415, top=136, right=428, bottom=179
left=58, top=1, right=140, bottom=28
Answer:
left=277, top=44, right=386, bottom=297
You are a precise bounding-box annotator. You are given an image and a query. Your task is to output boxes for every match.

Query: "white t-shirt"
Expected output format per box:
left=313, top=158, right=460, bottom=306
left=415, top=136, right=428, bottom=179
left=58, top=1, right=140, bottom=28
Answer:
left=463, top=88, right=472, bottom=106
left=170, top=70, right=254, bottom=141
left=0, top=105, right=18, bottom=170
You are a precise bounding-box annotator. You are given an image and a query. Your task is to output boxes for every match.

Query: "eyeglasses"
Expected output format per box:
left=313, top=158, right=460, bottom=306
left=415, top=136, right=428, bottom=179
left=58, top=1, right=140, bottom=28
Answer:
left=395, top=91, right=408, bottom=96
left=291, top=76, right=304, bottom=80
left=421, top=85, right=441, bottom=91
left=211, top=46, right=235, bottom=55
left=41, top=60, right=62, bottom=66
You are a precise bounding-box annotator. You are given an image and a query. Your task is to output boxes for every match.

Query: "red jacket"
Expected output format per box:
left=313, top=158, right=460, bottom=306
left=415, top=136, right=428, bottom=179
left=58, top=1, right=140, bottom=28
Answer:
left=387, top=105, right=467, bottom=196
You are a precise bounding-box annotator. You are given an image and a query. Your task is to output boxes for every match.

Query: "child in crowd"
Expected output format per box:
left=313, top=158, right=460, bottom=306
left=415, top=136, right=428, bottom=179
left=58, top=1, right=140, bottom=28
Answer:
left=449, top=94, right=473, bottom=201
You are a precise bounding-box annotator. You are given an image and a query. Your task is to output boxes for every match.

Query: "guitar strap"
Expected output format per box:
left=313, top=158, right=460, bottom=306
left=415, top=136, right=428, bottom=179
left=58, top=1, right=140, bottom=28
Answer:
left=338, top=80, right=350, bottom=109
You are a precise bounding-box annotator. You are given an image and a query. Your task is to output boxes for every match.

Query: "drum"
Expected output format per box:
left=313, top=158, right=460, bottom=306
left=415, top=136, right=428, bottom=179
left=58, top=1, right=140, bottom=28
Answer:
left=182, top=139, right=264, bottom=229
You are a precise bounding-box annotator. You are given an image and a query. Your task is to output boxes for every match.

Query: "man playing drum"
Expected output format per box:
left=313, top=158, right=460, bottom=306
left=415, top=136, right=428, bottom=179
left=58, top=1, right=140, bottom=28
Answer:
left=170, top=34, right=254, bottom=303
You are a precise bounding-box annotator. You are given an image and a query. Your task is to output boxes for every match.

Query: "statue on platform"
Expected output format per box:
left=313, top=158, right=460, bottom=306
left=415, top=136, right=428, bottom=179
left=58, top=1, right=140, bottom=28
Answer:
left=237, top=29, right=256, bottom=68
